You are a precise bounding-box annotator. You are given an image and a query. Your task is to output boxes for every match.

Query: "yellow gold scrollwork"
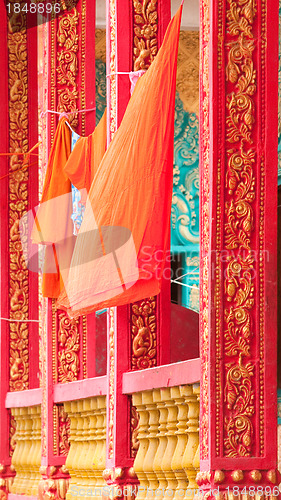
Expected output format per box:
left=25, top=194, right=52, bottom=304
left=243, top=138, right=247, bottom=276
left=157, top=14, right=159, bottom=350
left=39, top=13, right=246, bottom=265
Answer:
left=7, top=6, right=29, bottom=392
left=57, top=313, right=80, bottom=383
left=133, top=0, right=158, bottom=71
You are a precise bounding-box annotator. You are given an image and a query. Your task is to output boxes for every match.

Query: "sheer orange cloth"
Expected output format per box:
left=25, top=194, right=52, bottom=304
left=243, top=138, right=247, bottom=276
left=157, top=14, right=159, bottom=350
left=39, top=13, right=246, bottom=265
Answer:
left=32, top=116, right=72, bottom=298
left=57, top=6, right=182, bottom=317
left=64, top=109, right=107, bottom=202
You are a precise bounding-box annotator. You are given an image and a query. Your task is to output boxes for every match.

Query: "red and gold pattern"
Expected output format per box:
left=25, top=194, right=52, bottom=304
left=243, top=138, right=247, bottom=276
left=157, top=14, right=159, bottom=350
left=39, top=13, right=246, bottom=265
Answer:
left=7, top=3, right=29, bottom=392
left=108, top=308, right=115, bottom=459
left=9, top=413, right=17, bottom=457
left=58, top=405, right=71, bottom=457
left=199, top=0, right=210, bottom=461
left=57, top=312, right=80, bottom=383
left=222, top=0, right=259, bottom=458
left=131, top=298, right=157, bottom=370
left=130, top=404, right=140, bottom=458
left=39, top=466, right=69, bottom=500
left=56, top=6, right=79, bottom=128
left=109, top=0, right=117, bottom=138
left=133, top=0, right=158, bottom=71
left=103, top=467, right=138, bottom=500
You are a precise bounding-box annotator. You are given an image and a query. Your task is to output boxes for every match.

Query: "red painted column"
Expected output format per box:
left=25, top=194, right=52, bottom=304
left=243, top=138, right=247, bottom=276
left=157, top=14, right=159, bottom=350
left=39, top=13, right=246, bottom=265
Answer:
left=0, top=7, right=15, bottom=498
left=199, top=0, right=280, bottom=494
left=39, top=2, right=97, bottom=497
left=104, top=0, right=171, bottom=495
left=0, top=3, right=39, bottom=496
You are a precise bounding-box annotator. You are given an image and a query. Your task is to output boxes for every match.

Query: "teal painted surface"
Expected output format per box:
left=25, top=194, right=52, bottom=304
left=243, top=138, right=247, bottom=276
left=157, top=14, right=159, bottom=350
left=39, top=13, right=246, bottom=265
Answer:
left=95, top=59, right=106, bottom=125
left=171, top=93, right=199, bottom=312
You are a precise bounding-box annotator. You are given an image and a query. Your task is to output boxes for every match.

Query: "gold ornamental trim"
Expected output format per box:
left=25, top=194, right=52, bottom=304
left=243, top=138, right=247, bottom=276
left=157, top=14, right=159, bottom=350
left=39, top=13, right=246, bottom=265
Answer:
left=7, top=5, right=29, bottom=392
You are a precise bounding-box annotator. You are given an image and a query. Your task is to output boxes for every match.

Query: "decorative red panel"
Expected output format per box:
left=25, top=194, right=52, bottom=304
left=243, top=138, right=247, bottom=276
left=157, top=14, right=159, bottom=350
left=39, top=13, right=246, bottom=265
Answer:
left=199, top=0, right=280, bottom=490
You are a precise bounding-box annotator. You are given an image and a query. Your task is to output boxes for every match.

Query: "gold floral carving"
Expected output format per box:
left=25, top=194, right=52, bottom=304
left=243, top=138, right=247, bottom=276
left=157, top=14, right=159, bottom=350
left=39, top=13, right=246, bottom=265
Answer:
left=200, top=0, right=210, bottom=460
left=38, top=465, right=69, bottom=500
left=176, top=31, right=199, bottom=115
left=224, top=356, right=254, bottom=456
left=130, top=404, right=140, bottom=458
left=225, top=147, right=255, bottom=250
left=58, top=405, right=71, bottom=456
left=7, top=7, right=29, bottom=392
left=57, top=7, right=79, bottom=128
left=133, top=0, right=158, bottom=70
left=109, top=0, right=117, bottom=137
left=223, top=0, right=258, bottom=457
left=131, top=297, right=157, bottom=370
left=9, top=414, right=17, bottom=457
left=201, top=257, right=209, bottom=459
left=108, top=308, right=115, bottom=459
left=57, top=312, right=80, bottom=383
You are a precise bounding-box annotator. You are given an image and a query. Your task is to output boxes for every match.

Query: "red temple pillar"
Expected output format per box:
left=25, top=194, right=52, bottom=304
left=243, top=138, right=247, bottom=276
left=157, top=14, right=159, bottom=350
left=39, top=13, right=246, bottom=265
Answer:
left=104, top=0, right=171, bottom=496
left=0, top=3, right=39, bottom=497
left=199, top=0, right=280, bottom=494
left=39, top=2, right=97, bottom=498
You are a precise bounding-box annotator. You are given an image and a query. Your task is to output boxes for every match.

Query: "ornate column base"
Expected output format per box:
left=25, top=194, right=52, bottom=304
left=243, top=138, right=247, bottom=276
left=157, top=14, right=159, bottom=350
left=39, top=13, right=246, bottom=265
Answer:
left=196, top=470, right=281, bottom=499
left=0, top=465, right=15, bottom=500
left=39, top=465, right=70, bottom=500
left=103, top=467, right=139, bottom=500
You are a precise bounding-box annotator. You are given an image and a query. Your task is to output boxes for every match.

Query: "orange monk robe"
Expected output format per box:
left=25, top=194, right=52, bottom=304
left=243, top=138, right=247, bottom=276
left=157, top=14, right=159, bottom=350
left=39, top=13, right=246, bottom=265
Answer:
left=64, top=109, right=107, bottom=203
left=56, top=7, right=182, bottom=317
left=32, top=116, right=72, bottom=298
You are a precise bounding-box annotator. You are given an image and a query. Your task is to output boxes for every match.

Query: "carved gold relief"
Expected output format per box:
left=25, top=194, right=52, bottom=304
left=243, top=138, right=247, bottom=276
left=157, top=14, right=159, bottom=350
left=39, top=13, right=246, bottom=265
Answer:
left=109, top=0, right=117, bottom=137
left=130, top=404, right=140, bottom=458
left=56, top=7, right=79, bottom=128
left=7, top=6, right=29, bottom=392
left=133, top=0, right=158, bottom=71
left=224, top=355, right=254, bottom=456
left=108, top=308, right=115, bottom=459
left=201, top=257, right=209, bottom=459
left=9, top=414, right=17, bottom=457
left=58, top=405, right=71, bottom=456
left=131, top=297, right=157, bottom=370
left=57, top=312, right=80, bottom=383
left=223, top=0, right=258, bottom=457
left=176, top=31, right=199, bottom=115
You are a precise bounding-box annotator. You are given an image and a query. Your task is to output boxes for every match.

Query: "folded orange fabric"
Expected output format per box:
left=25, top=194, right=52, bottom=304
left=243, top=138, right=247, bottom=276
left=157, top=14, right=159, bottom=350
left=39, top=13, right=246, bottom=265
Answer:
left=57, top=6, right=182, bottom=317
left=64, top=109, right=107, bottom=203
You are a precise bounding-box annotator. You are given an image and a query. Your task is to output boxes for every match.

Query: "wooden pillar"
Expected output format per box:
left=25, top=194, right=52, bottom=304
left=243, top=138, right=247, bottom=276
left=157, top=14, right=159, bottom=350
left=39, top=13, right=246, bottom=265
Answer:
left=104, top=0, right=171, bottom=496
left=199, top=0, right=280, bottom=494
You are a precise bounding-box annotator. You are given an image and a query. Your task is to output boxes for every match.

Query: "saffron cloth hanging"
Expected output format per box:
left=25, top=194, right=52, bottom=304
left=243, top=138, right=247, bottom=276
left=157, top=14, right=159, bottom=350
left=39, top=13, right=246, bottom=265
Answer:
left=57, top=6, right=183, bottom=317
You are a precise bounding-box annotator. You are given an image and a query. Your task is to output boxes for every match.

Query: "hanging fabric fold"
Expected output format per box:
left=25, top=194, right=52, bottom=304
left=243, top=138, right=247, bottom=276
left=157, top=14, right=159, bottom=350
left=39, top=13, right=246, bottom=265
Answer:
left=56, top=6, right=183, bottom=318
left=31, top=116, right=72, bottom=298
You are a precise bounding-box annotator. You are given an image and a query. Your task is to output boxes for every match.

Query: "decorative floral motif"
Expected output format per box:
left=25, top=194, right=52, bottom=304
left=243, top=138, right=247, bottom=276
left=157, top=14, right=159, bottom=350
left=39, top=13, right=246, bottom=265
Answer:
left=9, top=413, right=17, bottom=457
left=7, top=7, right=30, bottom=392
left=56, top=8, right=79, bottom=128
left=224, top=356, right=254, bottom=457
left=131, top=297, right=157, bottom=370
left=223, top=0, right=258, bottom=457
left=57, top=313, right=80, bottom=383
left=108, top=308, right=115, bottom=458
left=133, top=0, right=158, bottom=70
left=58, top=405, right=70, bottom=456
left=130, top=404, right=140, bottom=458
